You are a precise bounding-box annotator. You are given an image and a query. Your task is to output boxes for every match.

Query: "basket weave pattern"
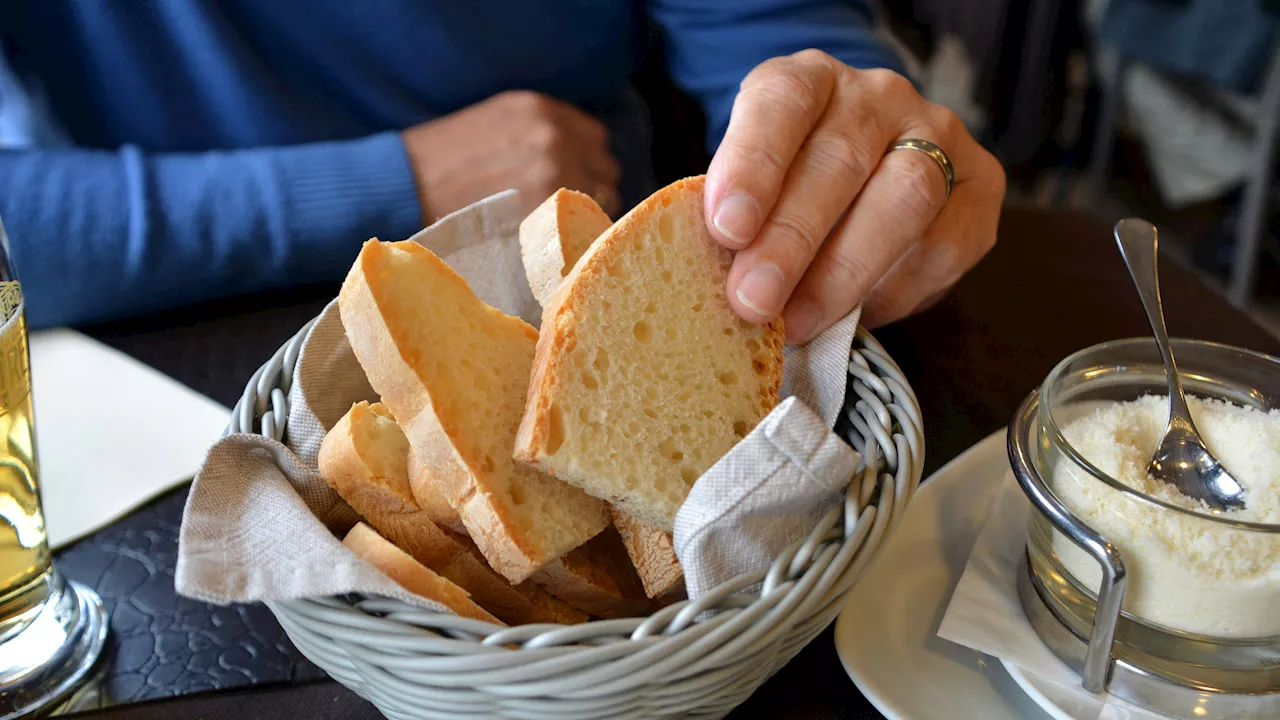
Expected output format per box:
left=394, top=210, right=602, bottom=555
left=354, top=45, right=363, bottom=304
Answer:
left=229, top=323, right=923, bottom=720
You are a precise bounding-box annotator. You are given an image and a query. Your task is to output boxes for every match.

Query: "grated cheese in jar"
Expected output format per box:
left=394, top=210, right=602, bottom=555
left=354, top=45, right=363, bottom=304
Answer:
left=1050, top=394, right=1280, bottom=638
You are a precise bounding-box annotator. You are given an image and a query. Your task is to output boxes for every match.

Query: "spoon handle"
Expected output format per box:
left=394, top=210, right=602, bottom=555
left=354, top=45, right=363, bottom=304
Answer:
left=1113, top=219, right=1196, bottom=429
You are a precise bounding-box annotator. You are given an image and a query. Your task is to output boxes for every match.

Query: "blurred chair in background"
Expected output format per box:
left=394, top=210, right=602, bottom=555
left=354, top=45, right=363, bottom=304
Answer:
left=1084, top=0, right=1280, bottom=309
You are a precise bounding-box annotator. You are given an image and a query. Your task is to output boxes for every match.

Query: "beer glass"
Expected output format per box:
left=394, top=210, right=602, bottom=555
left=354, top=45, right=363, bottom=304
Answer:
left=0, top=216, right=107, bottom=718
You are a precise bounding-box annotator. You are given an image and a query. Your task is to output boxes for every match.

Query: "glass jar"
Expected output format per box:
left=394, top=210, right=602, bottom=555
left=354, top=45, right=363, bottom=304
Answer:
left=1008, top=338, right=1280, bottom=714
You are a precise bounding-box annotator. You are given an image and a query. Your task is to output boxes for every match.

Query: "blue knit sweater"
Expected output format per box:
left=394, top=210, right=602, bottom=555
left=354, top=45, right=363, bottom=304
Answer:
left=0, top=1, right=901, bottom=328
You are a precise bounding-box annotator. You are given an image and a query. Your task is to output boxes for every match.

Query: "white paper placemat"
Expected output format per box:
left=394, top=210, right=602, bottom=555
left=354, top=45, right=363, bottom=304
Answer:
left=31, top=328, right=230, bottom=548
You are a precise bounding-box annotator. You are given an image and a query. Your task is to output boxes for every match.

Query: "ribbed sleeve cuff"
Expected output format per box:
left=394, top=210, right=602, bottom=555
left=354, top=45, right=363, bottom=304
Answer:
left=273, top=131, right=424, bottom=281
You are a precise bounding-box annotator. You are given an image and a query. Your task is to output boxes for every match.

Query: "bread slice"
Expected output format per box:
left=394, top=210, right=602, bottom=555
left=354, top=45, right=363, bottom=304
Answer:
left=340, top=240, right=610, bottom=583
left=520, top=189, right=613, bottom=307
left=406, top=445, right=468, bottom=535
left=530, top=525, right=654, bottom=618
left=518, top=191, right=684, bottom=603
left=514, top=176, right=786, bottom=530
left=318, top=401, right=586, bottom=625
left=319, top=400, right=420, bottom=516
left=411, top=440, right=650, bottom=619
left=612, top=509, right=685, bottom=601
left=343, top=522, right=502, bottom=624
left=319, top=400, right=456, bottom=568
left=441, top=534, right=588, bottom=625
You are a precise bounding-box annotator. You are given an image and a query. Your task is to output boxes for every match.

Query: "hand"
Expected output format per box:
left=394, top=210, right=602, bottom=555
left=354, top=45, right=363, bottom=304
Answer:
left=704, top=50, right=1005, bottom=343
left=403, top=91, right=620, bottom=222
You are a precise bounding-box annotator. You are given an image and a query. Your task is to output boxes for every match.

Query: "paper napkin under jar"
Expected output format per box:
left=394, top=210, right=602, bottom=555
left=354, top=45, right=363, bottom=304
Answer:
left=937, top=476, right=1169, bottom=720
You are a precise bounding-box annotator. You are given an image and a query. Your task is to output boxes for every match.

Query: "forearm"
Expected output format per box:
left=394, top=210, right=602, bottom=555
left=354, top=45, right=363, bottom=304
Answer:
left=0, top=133, right=422, bottom=328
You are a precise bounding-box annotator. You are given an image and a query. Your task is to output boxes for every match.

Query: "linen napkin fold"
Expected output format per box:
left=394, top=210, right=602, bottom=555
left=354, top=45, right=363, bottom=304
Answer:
left=673, top=397, right=859, bottom=598
left=177, top=189, right=863, bottom=610
left=179, top=436, right=421, bottom=607
left=936, top=476, right=1168, bottom=720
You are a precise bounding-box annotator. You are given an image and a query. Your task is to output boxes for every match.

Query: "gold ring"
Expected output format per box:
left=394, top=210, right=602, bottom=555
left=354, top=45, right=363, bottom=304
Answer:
left=891, top=138, right=954, bottom=201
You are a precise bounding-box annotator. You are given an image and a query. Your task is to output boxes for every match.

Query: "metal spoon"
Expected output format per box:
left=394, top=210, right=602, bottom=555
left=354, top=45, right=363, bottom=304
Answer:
left=1113, top=218, right=1246, bottom=511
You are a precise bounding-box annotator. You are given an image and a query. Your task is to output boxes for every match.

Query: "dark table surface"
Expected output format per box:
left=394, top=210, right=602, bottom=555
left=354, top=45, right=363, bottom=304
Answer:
left=61, top=205, right=1280, bottom=719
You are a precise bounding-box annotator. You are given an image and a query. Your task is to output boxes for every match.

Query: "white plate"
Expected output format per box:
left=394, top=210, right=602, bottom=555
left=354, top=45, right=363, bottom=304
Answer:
left=1004, top=662, right=1095, bottom=720
left=834, top=430, right=1055, bottom=720
left=1003, top=660, right=1181, bottom=720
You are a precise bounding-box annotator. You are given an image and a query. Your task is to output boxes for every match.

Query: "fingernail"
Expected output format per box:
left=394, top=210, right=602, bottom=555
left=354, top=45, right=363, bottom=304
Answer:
left=784, top=301, right=821, bottom=345
left=736, top=264, right=786, bottom=317
left=713, top=194, right=760, bottom=247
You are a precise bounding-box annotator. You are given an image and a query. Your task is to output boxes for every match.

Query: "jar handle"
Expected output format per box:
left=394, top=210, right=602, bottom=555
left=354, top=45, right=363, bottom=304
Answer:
left=1008, top=391, right=1128, bottom=693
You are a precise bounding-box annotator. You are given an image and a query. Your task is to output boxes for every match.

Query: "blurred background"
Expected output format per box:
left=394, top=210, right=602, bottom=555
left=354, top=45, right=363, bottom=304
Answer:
left=641, top=0, right=1280, bottom=340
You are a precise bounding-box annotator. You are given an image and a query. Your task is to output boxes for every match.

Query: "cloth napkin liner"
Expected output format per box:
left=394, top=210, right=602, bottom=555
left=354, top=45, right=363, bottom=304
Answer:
left=674, top=396, right=859, bottom=598
left=179, top=436, right=430, bottom=607
left=177, top=189, right=863, bottom=611
left=936, top=475, right=1169, bottom=720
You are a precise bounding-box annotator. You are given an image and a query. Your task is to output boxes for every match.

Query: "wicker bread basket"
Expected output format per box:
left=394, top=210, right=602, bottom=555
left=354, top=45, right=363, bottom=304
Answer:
left=228, top=319, right=923, bottom=720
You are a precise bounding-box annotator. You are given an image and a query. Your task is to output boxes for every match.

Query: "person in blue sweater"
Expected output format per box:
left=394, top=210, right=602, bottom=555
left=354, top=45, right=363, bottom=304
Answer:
left=0, top=1, right=1003, bottom=343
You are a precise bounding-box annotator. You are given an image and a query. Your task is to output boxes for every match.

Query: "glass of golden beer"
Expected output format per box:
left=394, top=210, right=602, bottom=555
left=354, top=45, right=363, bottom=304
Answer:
left=0, top=217, right=107, bottom=718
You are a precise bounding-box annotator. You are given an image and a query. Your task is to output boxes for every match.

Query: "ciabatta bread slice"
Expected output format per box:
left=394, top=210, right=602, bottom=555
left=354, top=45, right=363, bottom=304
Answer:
left=529, top=525, right=654, bottom=618
left=612, top=509, right=684, bottom=601
left=442, top=534, right=588, bottom=625
left=319, top=400, right=418, bottom=511
left=518, top=191, right=684, bottom=602
left=406, top=446, right=468, bottom=535
left=520, top=189, right=613, bottom=307
left=412, top=435, right=651, bottom=618
left=514, top=176, right=785, bottom=530
left=339, top=240, right=610, bottom=583
left=343, top=522, right=502, bottom=625
left=318, top=402, right=586, bottom=625
left=319, top=400, right=456, bottom=567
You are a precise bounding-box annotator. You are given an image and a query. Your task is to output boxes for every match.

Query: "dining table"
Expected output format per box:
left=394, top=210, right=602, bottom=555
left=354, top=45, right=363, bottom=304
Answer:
left=54, top=204, right=1280, bottom=720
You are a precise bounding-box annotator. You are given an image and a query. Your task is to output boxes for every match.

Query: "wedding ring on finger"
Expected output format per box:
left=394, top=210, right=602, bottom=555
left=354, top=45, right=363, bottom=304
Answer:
left=890, top=138, right=954, bottom=202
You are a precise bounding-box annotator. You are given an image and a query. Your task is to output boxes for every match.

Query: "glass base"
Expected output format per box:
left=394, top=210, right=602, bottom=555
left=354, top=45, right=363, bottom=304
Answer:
left=0, top=575, right=107, bottom=719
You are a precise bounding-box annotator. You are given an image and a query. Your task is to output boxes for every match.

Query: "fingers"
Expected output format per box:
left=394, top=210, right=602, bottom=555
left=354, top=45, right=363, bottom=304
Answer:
left=858, top=153, right=1005, bottom=327
left=543, top=95, right=610, bottom=145
left=777, top=127, right=951, bottom=341
left=704, top=50, right=839, bottom=248
left=523, top=158, right=617, bottom=217
left=548, top=103, right=619, bottom=185
left=722, top=66, right=923, bottom=326
left=532, top=95, right=616, bottom=179
left=784, top=114, right=1005, bottom=339
left=503, top=91, right=619, bottom=213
